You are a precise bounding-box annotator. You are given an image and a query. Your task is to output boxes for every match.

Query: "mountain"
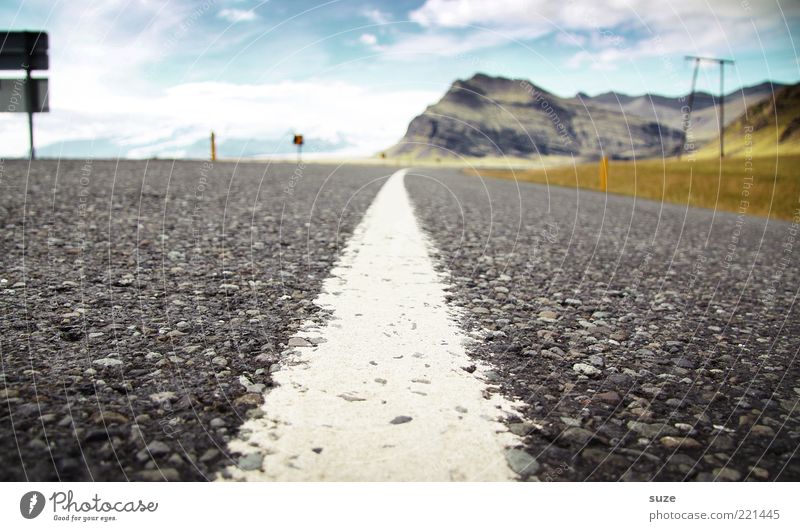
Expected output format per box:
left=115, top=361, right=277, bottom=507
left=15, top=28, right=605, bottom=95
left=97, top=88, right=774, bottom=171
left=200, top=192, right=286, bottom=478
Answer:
left=586, top=81, right=784, bottom=144
left=384, top=73, right=785, bottom=161
left=694, top=82, right=800, bottom=158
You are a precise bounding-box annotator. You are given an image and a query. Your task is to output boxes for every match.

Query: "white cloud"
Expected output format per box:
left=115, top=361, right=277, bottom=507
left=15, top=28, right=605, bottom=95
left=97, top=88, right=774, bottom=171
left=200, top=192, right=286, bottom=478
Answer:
left=554, top=32, right=587, bottom=47
left=371, top=30, right=518, bottom=59
left=359, top=33, right=378, bottom=46
left=410, top=0, right=799, bottom=31
left=564, top=14, right=759, bottom=71
left=0, top=0, right=440, bottom=158
left=363, top=8, right=390, bottom=25
left=406, top=0, right=800, bottom=66
left=218, top=8, right=258, bottom=23
left=410, top=0, right=619, bottom=32
left=0, top=80, right=440, bottom=157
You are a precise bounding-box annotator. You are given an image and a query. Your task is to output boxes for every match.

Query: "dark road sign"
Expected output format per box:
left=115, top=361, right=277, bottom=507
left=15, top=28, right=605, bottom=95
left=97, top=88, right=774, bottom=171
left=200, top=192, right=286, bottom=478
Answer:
left=0, top=31, right=48, bottom=70
left=0, top=30, right=50, bottom=159
left=0, top=78, right=49, bottom=112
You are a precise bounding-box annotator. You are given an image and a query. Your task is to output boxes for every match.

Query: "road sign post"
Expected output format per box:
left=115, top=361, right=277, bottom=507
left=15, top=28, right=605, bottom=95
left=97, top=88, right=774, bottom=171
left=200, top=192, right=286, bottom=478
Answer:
left=0, top=31, right=49, bottom=159
left=293, top=134, right=304, bottom=163
left=25, top=47, right=34, bottom=159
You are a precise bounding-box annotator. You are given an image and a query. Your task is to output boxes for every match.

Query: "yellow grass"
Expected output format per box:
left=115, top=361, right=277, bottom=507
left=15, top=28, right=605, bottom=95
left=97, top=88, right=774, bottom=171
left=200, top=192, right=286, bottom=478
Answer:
left=473, top=155, right=800, bottom=221
left=694, top=121, right=800, bottom=160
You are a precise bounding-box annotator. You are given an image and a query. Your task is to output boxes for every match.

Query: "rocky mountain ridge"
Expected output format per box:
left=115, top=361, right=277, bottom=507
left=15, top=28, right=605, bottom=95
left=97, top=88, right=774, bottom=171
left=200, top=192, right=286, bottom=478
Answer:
left=385, top=73, right=785, bottom=161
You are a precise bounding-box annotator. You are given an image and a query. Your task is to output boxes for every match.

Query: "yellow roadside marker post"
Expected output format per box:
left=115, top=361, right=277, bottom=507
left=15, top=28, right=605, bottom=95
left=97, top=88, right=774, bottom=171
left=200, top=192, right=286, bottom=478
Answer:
left=599, top=156, right=609, bottom=192
left=210, top=131, right=217, bottom=162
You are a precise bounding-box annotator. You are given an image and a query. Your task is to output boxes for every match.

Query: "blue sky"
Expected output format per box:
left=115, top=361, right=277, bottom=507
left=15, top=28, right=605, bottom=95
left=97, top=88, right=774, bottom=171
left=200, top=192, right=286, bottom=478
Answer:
left=0, top=0, right=798, bottom=158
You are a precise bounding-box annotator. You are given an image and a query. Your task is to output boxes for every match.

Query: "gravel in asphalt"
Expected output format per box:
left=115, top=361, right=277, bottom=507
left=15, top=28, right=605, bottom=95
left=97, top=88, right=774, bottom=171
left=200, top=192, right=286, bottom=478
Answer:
left=224, top=170, right=518, bottom=481
left=2, top=159, right=798, bottom=482
left=405, top=167, right=800, bottom=481
left=0, top=159, right=387, bottom=480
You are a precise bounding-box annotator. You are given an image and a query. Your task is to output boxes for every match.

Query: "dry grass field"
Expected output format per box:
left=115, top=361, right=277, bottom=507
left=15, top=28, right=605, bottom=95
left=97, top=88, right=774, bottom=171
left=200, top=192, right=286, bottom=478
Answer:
left=473, top=155, right=800, bottom=221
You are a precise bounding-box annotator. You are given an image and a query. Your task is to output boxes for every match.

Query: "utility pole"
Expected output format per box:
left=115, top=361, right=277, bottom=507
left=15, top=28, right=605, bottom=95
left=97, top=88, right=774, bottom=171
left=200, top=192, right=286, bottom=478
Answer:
left=679, top=57, right=701, bottom=160
left=682, top=55, right=734, bottom=158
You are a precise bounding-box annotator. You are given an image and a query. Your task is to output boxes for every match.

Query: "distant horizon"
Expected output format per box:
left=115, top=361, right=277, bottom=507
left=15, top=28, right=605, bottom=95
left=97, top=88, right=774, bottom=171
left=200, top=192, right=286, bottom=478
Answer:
left=1, top=0, right=798, bottom=158
left=5, top=72, right=793, bottom=161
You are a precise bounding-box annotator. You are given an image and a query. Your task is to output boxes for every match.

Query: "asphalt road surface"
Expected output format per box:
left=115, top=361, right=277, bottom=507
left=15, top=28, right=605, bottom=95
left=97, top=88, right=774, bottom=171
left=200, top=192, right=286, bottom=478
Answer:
left=1, top=160, right=798, bottom=481
left=405, top=167, right=800, bottom=481
left=0, top=159, right=385, bottom=481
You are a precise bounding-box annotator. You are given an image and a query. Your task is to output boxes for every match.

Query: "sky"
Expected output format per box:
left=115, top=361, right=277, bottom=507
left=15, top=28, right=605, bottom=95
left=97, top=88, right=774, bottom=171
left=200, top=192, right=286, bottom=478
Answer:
left=0, top=0, right=798, bottom=158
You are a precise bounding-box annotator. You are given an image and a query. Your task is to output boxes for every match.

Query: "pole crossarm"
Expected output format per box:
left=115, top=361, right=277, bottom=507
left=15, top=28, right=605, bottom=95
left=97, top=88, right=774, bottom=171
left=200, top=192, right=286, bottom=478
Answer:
left=683, top=55, right=734, bottom=64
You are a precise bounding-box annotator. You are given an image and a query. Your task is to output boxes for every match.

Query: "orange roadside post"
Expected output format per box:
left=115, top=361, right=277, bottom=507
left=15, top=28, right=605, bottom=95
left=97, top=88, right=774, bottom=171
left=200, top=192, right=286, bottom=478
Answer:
left=210, top=131, right=217, bottom=162
left=599, top=156, right=609, bottom=192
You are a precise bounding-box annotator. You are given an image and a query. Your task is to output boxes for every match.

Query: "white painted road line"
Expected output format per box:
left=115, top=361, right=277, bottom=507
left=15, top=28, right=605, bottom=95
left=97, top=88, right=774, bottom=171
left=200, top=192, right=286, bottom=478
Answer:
left=225, top=169, right=520, bottom=481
